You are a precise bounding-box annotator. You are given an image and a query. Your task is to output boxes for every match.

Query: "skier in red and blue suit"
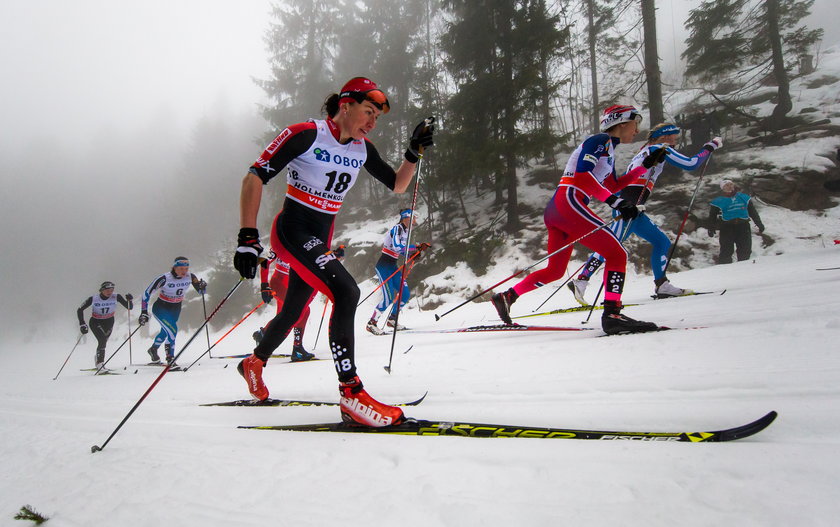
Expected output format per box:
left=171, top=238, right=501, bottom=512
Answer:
left=492, top=105, right=667, bottom=335
left=567, top=123, right=723, bottom=302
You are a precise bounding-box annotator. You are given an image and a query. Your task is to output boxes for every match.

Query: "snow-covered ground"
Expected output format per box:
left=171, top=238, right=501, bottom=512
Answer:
left=2, top=245, right=839, bottom=526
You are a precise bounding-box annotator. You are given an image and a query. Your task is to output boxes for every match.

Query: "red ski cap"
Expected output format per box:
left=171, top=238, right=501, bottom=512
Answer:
left=339, top=77, right=390, bottom=114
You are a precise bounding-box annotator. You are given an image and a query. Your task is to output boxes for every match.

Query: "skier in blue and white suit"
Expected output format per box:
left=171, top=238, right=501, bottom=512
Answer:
left=365, top=209, right=430, bottom=335
left=569, top=123, right=722, bottom=302
left=139, top=256, right=207, bottom=367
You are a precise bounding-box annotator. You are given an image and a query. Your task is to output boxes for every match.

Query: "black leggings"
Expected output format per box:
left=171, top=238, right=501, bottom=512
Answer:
left=254, top=201, right=361, bottom=381
left=90, top=317, right=114, bottom=364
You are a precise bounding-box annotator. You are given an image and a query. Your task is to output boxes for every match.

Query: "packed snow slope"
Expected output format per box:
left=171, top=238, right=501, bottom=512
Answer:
left=2, top=246, right=839, bottom=526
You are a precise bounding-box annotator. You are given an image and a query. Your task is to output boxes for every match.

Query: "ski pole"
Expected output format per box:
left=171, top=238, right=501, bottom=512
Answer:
left=183, top=300, right=264, bottom=371
left=533, top=260, right=587, bottom=311
left=663, top=152, right=713, bottom=275
left=434, top=219, right=617, bottom=322
left=582, top=281, right=605, bottom=324
left=385, top=148, right=427, bottom=374
left=53, top=334, right=84, bottom=380
left=313, top=296, right=329, bottom=350
left=201, top=292, right=212, bottom=357
left=127, top=304, right=133, bottom=365
left=582, top=211, right=638, bottom=324
left=94, top=325, right=143, bottom=375
left=91, top=278, right=243, bottom=453
left=357, top=249, right=423, bottom=307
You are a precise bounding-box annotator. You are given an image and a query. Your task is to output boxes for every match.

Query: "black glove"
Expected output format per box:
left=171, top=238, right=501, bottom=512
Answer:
left=605, top=195, right=639, bottom=221
left=196, top=279, right=207, bottom=295
left=125, top=293, right=133, bottom=301
left=332, top=245, right=346, bottom=259
left=234, top=227, right=263, bottom=279
left=642, top=147, right=668, bottom=169
left=139, top=311, right=149, bottom=326
left=708, top=228, right=717, bottom=237
left=260, top=282, right=273, bottom=304
left=405, top=117, right=435, bottom=163
left=80, top=324, right=89, bottom=335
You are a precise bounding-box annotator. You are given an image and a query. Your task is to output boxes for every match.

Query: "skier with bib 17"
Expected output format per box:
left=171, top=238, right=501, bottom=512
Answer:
left=233, top=77, right=434, bottom=427
left=77, top=281, right=133, bottom=369
left=567, top=122, right=723, bottom=304
left=491, top=105, right=665, bottom=335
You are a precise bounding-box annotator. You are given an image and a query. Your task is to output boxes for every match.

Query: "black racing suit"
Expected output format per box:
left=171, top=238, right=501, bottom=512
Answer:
left=249, top=121, right=398, bottom=382
left=77, top=294, right=132, bottom=365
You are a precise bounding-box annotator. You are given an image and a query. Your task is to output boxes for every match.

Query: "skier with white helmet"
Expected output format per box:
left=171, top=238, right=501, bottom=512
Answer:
left=568, top=122, right=723, bottom=303
left=492, top=105, right=666, bottom=335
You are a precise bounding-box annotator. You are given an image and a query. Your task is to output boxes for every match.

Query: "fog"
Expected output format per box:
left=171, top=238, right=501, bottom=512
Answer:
left=0, top=0, right=273, bottom=340
left=1, top=0, right=837, bottom=342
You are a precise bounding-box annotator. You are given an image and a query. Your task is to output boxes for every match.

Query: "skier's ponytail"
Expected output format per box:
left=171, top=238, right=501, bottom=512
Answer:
left=322, top=93, right=340, bottom=117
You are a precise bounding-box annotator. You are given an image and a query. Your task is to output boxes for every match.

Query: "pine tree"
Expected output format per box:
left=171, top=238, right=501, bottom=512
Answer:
left=439, top=0, right=567, bottom=232
left=682, top=0, right=823, bottom=130
left=256, top=1, right=340, bottom=139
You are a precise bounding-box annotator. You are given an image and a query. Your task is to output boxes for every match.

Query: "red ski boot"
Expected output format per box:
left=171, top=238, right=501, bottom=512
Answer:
left=339, top=376, right=405, bottom=427
left=237, top=355, right=269, bottom=401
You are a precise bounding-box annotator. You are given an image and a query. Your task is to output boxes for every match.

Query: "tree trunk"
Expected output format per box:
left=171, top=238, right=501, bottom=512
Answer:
left=766, top=0, right=792, bottom=130
left=537, top=0, right=554, bottom=164
left=500, top=7, right=520, bottom=232
left=587, top=0, right=600, bottom=134
left=641, top=0, right=664, bottom=126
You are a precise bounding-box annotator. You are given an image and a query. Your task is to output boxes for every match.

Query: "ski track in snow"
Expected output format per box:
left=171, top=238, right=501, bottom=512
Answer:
left=2, top=247, right=840, bottom=526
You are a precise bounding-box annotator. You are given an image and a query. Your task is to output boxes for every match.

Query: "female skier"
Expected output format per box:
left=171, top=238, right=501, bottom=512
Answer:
left=491, top=105, right=664, bottom=335
left=139, top=257, right=207, bottom=369
left=365, top=208, right=430, bottom=335
left=567, top=123, right=722, bottom=303
left=77, top=281, right=133, bottom=368
left=233, top=77, right=434, bottom=426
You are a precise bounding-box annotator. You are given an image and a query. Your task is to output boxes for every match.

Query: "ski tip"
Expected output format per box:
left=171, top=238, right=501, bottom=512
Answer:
left=224, top=364, right=228, bottom=368
left=383, top=366, right=391, bottom=374
left=91, top=445, right=102, bottom=453
left=434, top=314, right=441, bottom=321
left=713, top=410, right=778, bottom=442
left=403, top=391, right=429, bottom=406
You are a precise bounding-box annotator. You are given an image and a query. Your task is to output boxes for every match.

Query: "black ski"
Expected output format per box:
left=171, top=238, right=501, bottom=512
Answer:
left=407, top=324, right=596, bottom=334
left=597, top=325, right=708, bottom=337
left=80, top=368, right=121, bottom=376
left=213, top=352, right=299, bottom=359
left=651, top=289, right=726, bottom=300
left=513, top=303, right=638, bottom=320
left=816, top=267, right=840, bottom=271
left=202, top=391, right=428, bottom=408
left=239, top=411, right=777, bottom=442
